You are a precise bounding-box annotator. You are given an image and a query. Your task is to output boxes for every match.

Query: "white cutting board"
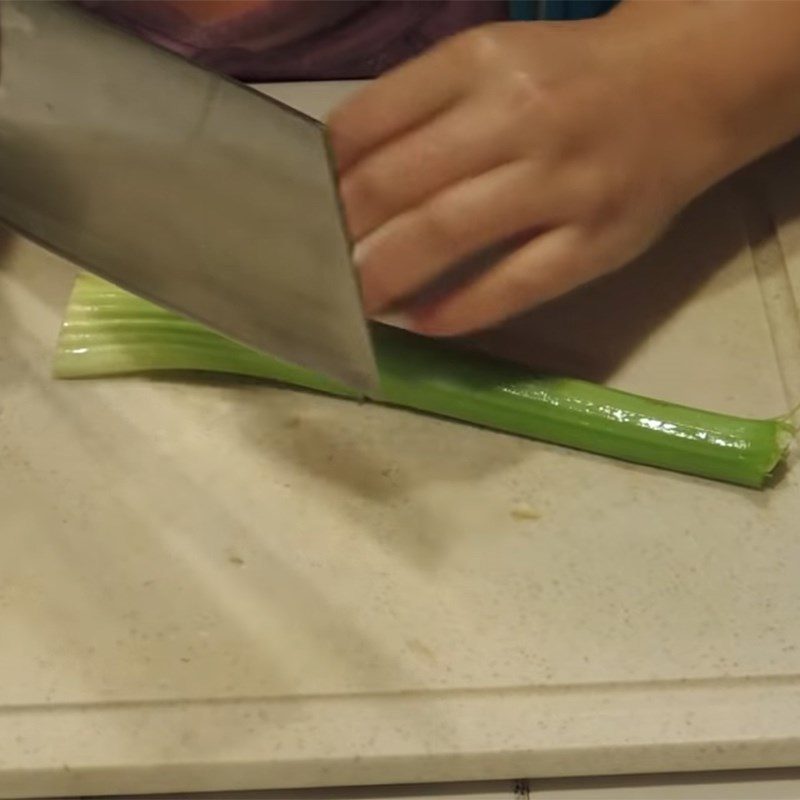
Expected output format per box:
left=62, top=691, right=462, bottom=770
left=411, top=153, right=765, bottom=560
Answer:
left=1, top=83, right=800, bottom=800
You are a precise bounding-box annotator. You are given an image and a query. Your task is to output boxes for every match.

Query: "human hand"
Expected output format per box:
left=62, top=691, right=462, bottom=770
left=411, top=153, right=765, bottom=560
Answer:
left=329, top=13, right=728, bottom=336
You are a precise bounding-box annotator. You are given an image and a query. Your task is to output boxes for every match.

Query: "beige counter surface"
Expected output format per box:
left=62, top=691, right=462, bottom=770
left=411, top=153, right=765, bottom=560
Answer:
left=1, top=82, right=799, bottom=799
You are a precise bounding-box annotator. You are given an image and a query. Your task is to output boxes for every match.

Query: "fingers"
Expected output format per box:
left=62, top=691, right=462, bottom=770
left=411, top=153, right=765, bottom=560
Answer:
left=327, top=35, right=467, bottom=171
left=410, top=227, right=596, bottom=336
left=339, top=99, right=515, bottom=240
left=356, top=160, right=557, bottom=314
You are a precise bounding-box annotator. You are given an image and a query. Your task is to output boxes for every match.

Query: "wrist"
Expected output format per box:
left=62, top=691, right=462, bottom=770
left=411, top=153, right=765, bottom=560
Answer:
left=599, top=1, right=800, bottom=202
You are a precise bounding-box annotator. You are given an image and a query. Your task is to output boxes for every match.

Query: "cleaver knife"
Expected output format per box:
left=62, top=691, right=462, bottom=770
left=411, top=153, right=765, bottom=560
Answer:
left=0, top=0, right=380, bottom=396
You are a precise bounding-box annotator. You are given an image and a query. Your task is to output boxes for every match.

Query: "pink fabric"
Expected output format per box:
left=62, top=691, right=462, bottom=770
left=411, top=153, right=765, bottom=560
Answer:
left=79, top=1, right=508, bottom=81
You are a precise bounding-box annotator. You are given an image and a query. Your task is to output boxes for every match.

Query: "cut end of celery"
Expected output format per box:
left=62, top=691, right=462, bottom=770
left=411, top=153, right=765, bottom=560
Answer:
left=54, top=274, right=357, bottom=397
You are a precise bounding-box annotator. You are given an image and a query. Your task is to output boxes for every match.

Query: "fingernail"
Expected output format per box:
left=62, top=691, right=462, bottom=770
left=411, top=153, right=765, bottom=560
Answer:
left=404, top=304, right=460, bottom=338
left=373, top=311, right=415, bottom=331
left=353, top=239, right=385, bottom=314
left=352, top=228, right=383, bottom=267
left=352, top=240, right=368, bottom=267
left=352, top=222, right=394, bottom=268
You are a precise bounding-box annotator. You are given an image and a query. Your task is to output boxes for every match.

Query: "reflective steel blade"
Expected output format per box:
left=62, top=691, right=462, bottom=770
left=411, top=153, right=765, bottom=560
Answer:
left=0, top=1, right=379, bottom=395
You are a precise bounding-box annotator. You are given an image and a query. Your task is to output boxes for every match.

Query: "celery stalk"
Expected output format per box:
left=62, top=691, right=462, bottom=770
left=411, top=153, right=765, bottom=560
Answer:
left=55, top=274, right=793, bottom=488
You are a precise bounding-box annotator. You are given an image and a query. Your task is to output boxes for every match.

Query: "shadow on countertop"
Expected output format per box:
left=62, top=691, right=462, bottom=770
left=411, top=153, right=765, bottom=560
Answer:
left=463, top=181, right=749, bottom=383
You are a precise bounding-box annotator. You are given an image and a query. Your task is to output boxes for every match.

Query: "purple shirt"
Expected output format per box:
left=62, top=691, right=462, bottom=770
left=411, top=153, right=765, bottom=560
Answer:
left=79, top=1, right=508, bottom=81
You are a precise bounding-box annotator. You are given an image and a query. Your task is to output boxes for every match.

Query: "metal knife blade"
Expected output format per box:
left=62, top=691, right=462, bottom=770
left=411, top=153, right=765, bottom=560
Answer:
left=0, top=1, right=379, bottom=396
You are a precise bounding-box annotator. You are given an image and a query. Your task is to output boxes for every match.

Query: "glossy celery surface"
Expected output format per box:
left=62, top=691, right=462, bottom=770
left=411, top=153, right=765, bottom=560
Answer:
left=55, top=275, right=793, bottom=488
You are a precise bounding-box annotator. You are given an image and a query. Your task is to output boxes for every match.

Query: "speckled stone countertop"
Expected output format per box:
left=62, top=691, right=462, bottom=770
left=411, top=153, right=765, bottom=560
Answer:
left=1, top=83, right=799, bottom=799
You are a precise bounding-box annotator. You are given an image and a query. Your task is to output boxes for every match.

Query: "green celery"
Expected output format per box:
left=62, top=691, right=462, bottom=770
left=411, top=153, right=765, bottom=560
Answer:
left=55, top=274, right=794, bottom=488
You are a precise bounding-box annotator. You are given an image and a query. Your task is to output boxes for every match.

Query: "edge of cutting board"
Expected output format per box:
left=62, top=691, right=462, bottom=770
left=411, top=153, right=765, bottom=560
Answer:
left=4, top=680, right=800, bottom=798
